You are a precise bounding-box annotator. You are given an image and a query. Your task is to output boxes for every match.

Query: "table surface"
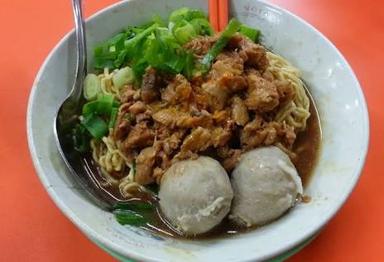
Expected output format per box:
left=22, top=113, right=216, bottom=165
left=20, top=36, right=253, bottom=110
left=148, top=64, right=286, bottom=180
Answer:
left=1, top=0, right=382, bottom=261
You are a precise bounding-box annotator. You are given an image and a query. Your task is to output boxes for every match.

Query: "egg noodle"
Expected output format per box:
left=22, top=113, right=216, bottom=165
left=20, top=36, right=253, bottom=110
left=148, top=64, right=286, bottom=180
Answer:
left=266, top=52, right=311, bottom=131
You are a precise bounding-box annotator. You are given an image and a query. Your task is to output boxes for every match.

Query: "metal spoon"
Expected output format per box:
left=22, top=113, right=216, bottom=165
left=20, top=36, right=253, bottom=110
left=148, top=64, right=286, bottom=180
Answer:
left=53, top=0, right=123, bottom=210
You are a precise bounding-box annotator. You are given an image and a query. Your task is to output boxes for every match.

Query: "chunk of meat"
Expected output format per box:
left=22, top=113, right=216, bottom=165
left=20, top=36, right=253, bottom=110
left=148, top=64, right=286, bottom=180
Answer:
left=202, top=81, right=229, bottom=111
left=123, top=122, right=154, bottom=150
left=152, top=108, right=186, bottom=127
left=213, top=110, right=230, bottom=125
left=161, top=74, right=192, bottom=104
left=152, top=108, right=212, bottom=128
left=274, top=79, right=296, bottom=105
left=118, top=102, right=134, bottom=115
left=211, top=127, right=232, bottom=147
left=120, top=84, right=136, bottom=103
left=209, top=52, right=247, bottom=93
left=179, top=127, right=212, bottom=154
left=245, top=73, right=279, bottom=112
left=228, top=34, right=269, bottom=71
left=218, top=74, right=247, bottom=93
left=211, top=52, right=244, bottom=77
left=135, top=109, right=152, bottom=123
left=135, top=147, right=156, bottom=185
left=153, top=167, right=165, bottom=185
left=240, top=116, right=297, bottom=149
left=161, top=130, right=186, bottom=155
left=240, top=116, right=271, bottom=148
left=113, top=119, right=131, bottom=141
left=217, top=146, right=242, bottom=171
left=184, top=35, right=216, bottom=56
left=156, top=150, right=172, bottom=170
left=276, top=122, right=296, bottom=147
left=141, top=67, right=160, bottom=103
left=231, top=97, right=249, bottom=126
left=262, top=70, right=275, bottom=82
left=128, top=101, right=146, bottom=114
left=174, top=75, right=192, bottom=101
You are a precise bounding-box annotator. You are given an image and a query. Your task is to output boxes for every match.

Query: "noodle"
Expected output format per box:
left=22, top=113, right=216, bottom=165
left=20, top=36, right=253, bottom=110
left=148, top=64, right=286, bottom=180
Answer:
left=98, top=68, right=123, bottom=100
left=266, top=52, right=310, bottom=132
left=90, top=133, right=128, bottom=186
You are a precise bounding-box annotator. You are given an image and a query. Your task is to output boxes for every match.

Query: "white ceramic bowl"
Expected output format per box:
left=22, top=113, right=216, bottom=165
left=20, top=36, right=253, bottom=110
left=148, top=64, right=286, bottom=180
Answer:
left=27, top=0, right=369, bottom=261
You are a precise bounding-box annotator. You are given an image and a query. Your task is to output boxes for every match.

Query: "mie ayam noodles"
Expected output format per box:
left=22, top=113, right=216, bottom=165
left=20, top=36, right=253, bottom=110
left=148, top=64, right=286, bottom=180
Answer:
left=71, top=7, right=320, bottom=237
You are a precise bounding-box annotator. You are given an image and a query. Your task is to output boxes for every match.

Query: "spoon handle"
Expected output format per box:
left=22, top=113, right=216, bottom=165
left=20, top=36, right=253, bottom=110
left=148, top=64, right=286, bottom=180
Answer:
left=70, top=0, right=87, bottom=103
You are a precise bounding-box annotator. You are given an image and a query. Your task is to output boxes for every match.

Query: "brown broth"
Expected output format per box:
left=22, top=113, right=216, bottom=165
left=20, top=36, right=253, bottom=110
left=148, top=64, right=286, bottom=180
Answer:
left=83, top=92, right=322, bottom=240
left=292, top=91, right=322, bottom=186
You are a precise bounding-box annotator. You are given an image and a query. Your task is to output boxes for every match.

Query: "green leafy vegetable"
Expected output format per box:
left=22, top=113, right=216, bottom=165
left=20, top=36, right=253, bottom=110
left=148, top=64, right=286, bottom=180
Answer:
left=201, top=19, right=242, bottom=72
left=169, top=7, right=206, bottom=23
left=113, top=201, right=154, bottom=226
left=113, top=202, right=154, bottom=211
left=94, top=32, right=128, bottom=70
left=173, top=21, right=197, bottom=44
left=112, top=66, right=134, bottom=89
left=91, top=8, right=216, bottom=79
left=83, top=73, right=101, bottom=101
left=239, top=24, right=260, bottom=42
left=113, top=209, right=147, bottom=226
left=82, top=95, right=115, bottom=117
left=190, top=18, right=214, bottom=36
left=183, top=51, right=195, bottom=79
left=81, top=114, right=109, bottom=139
left=109, top=107, right=119, bottom=129
left=143, top=28, right=190, bottom=74
left=75, top=94, right=120, bottom=141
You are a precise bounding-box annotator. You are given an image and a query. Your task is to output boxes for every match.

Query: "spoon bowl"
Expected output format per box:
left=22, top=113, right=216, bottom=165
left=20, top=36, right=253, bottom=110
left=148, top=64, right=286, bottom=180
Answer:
left=54, top=0, right=123, bottom=210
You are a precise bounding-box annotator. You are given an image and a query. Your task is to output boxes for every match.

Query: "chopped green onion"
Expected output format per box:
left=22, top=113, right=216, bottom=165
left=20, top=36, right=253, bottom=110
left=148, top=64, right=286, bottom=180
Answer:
left=93, top=33, right=127, bottom=70
left=112, top=201, right=154, bottom=226
left=113, top=209, right=147, bottom=226
left=239, top=24, right=260, bottom=42
left=201, top=19, right=242, bottom=72
left=112, top=66, right=135, bottom=89
left=190, top=18, right=214, bottom=36
left=109, top=107, right=119, bottom=129
left=169, top=7, right=206, bottom=23
left=183, top=51, right=195, bottom=79
left=83, top=73, right=101, bottom=101
left=124, top=23, right=159, bottom=54
left=113, top=49, right=128, bottom=68
left=173, top=21, right=197, bottom=44
left=91, top=8, right=253, bottom=80
left=81, top=114, right=108, bottom=139
left=113, top=202, right=154, bottom=211
left=82, top=95, right=115, bottom=117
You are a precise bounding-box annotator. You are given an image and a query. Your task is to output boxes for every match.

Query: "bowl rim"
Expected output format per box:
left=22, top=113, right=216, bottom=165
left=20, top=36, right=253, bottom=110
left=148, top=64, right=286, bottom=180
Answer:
left=27, top=0, right=370, bottom=261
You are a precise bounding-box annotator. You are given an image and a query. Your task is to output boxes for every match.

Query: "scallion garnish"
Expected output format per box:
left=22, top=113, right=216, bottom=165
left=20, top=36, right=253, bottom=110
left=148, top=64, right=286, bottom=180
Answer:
left=81, top=114, right=109, bottom=139
left=201, top=19, right=242, bottom=72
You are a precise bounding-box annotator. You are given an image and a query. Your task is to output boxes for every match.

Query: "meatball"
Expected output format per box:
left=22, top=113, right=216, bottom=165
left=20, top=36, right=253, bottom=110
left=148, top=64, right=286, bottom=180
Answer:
left=159, top=157, right=233, bottom=235
left=230, top=146, right=303, bottom=227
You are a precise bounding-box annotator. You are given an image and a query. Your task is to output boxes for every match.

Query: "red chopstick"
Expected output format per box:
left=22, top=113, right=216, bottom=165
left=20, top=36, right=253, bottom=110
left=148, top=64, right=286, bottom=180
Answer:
left=218, top=0, right=229, bottom=31
left=209, top=0, right=219, bottom=32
